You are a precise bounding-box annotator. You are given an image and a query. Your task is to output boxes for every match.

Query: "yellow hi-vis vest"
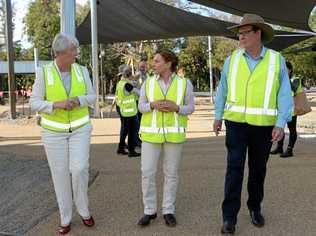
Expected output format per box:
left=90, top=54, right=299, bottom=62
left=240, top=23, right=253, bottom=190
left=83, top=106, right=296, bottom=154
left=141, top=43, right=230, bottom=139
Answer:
left=115, top=80, right=138, bottom=117
left=223, top=48, right=281, bottom=126
left=140, top=74, right=188, bottom=143
left=40, top=62, right=90, bottom=132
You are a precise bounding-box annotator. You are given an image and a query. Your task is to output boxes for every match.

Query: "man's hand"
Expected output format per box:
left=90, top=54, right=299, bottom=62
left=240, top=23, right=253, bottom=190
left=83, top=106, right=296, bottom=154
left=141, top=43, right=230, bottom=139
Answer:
left=271, top=127, right=284, bottom=142
left=213, top=119, right=222, bottom=136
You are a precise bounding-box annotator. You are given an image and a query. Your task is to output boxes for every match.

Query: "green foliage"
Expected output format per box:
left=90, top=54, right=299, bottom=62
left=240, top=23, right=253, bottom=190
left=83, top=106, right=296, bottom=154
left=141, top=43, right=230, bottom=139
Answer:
left=178, top=37, right=208, bottom=90
left=283, top=38, right=316, bottom=88
left=309, top=8, right=316, bottom=31
left=18, top=0, right=314, bottom=94
left=24, top=0, right=60, bottom=59
left=178, top=36, right=238, bottom=91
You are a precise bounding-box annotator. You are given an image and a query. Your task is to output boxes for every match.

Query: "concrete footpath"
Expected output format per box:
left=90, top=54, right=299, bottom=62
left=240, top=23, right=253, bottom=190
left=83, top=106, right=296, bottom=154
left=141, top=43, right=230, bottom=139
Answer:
left=0, top=100, right=316, bottom=236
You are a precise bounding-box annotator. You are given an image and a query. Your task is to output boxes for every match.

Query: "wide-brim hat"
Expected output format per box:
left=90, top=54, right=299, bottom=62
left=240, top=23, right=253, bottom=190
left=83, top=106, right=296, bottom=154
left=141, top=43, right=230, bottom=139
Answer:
left=228, top=14, right=274, bottom=44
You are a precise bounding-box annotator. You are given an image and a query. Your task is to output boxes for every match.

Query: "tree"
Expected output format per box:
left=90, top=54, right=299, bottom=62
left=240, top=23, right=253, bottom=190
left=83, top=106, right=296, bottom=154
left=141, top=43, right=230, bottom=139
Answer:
left=282, top=9, right=316, bottom=87
left=0, top=0, right=5, bottom=49
left=309, top=8, right=316, bottom=31
left=178, top=37, right=208, bottom=90
left=0, top=0, right=17, bottom=52
left=24, top=0, right=60, bottom=59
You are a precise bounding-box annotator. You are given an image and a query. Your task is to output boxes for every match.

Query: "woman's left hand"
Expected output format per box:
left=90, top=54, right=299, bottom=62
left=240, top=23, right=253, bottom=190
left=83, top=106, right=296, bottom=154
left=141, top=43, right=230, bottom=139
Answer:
left=68, top=97, right=80, bottom=108
left=159, top=100, right=179, bottom=112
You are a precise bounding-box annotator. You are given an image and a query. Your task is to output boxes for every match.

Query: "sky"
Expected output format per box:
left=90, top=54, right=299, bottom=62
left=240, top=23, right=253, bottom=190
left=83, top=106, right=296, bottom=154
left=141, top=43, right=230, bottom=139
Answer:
left=13, top=0, right=88, bottom=48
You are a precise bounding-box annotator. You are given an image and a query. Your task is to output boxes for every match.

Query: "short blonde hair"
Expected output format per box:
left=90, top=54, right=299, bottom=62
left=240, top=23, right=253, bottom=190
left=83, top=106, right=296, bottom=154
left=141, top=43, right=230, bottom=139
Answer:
left=52, top=33, right=79, bottom=55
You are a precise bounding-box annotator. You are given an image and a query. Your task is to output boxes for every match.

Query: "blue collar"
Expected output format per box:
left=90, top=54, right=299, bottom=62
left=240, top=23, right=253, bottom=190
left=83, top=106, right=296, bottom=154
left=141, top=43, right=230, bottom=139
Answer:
left=243, top=46, right=267, bottom=60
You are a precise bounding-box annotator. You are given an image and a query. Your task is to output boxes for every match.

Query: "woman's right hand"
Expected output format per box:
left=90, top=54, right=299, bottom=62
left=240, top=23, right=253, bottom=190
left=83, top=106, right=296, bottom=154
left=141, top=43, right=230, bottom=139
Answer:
left=53, top=100, right=76, bottom=111
left=150, top=100, right=166, bottom=111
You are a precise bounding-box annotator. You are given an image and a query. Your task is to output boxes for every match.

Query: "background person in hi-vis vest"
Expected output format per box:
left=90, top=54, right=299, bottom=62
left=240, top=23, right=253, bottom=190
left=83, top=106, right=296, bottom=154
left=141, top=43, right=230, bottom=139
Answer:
left=213, top=14, right=293, bottom=234
left=270, top=61, right=303, bottom=158
left=30, top=33, right=96, bottom=235
left=137, top=50, right=195, bottom=227
left=115, top=64, right=141, bottom=157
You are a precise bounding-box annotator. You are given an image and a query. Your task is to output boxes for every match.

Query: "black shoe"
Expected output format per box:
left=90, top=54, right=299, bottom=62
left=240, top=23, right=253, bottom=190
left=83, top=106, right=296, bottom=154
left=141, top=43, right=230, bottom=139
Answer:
left=163, top=214, right=177, bottom=227
left=221, top=221, right=235, bottom=234
left=117, top=149, right=128, bottom=155
left=280, top=147, right=293, bottom=158
left=270, top=146, right=283, bottom=155
left=250, top=210, right=265, bottom=227
left=128, top=150, right=141, bottom=157
left=137, top=213, right=157, bottom=227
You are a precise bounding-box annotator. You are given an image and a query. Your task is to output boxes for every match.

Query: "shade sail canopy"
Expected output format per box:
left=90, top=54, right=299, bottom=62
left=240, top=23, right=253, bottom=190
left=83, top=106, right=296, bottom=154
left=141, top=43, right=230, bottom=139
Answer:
left=190, top=0, right=316, bottom=31
left=261, top=32, right=313, bottom=51
left=76, top=0, right=315, bottom=51
left=77, top=0, right=234, bottom=44
left=286, top=43, right=316, bottom=53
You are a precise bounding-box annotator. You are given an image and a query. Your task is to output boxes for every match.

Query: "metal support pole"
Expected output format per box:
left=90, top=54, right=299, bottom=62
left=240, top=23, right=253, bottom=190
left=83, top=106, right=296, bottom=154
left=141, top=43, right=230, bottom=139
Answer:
left=91, top=0, right=100, bottom=117
left=34, top=48, right=39, bottom=70
left=100, top=44, right=104, bottom=103
left=208, top=36, right=214, bottom=104
left=60, top=0, right=76, bottom=36
left=5, top=0, right=16, bottom=119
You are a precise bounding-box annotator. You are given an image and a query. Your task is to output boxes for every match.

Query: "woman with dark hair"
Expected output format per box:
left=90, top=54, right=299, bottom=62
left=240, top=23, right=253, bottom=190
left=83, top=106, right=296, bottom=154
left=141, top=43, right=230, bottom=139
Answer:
left=137, top=50, right=195, bottom=227
left=270, top=61, right=302, bottom=157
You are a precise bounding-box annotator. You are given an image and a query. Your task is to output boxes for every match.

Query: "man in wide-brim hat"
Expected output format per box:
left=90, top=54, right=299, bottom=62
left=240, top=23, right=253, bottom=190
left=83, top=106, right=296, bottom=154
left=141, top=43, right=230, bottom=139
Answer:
left=213, top=14, right=293, bottom=234
left=228, top=13, right=274, bottom=43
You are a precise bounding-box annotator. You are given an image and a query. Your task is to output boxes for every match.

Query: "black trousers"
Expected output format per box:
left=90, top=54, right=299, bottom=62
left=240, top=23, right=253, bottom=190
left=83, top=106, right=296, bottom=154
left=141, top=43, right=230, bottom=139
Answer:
left=222, top=121, right=273, bottom=224
left=116, top=105, right=138, bottom=152
left=278, top=115, right=297, bottom=149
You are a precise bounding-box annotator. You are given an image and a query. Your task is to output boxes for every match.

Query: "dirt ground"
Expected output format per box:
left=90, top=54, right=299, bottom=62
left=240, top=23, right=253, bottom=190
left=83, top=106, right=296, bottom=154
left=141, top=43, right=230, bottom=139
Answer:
left=0, top=95, right=316, bottom=235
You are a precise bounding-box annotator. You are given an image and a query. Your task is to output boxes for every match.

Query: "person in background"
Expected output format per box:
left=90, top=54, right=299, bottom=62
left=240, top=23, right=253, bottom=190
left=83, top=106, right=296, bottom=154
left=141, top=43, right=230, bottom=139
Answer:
left=270, top=61, right=302, bottom=158
left=132, top=72, right=143, bottom=147
left=137, top=50, right=195, bottom=227
left=138, top=59, right=149, bottom=85
left=30, top=33, right=96, bottom=235
left=115, top=65, right=129, bottom=154
left=177, top=67, right=185, bottom=78
left=115, top=64, right=141, bottom=157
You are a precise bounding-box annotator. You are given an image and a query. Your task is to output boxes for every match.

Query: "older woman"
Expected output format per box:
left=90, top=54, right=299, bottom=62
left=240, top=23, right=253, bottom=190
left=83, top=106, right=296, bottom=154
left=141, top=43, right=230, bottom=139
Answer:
left=30, top=33, right=96, bottom=234
left=137, top=50, right=195, bottom=227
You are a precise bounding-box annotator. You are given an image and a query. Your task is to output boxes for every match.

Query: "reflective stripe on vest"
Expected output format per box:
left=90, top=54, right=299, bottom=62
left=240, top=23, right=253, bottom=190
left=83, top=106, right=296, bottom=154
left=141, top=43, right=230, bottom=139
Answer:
left=225, top=104, right=277, bottom=116
left=41, top=115, right=90, bottom=129
left=40, top=62, right=90, bottom=132
left=224, top=49, right=280, bottom=126
left=140, top=127, right=186, bottom=133
left=140, top=74, right=187, bottom=143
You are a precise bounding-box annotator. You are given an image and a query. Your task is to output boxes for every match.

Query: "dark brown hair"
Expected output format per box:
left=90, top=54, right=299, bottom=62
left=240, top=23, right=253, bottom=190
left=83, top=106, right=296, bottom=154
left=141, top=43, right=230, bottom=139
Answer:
left=156, top=49, right=178, bottom=72
left=286, top=61, right=293, bottom=78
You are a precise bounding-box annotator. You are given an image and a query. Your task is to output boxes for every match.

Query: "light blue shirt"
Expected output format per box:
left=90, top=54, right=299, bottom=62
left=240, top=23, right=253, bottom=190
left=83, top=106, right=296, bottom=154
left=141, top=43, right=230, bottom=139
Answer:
left=215, top=46, right=293, bottom=128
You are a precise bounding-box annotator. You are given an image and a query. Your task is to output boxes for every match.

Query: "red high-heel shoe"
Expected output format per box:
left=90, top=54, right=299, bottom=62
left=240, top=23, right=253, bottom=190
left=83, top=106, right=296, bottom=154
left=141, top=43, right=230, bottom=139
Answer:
left=81, top=216, right=95, bottom=227
left=58, top=224, right=71, bottom=235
